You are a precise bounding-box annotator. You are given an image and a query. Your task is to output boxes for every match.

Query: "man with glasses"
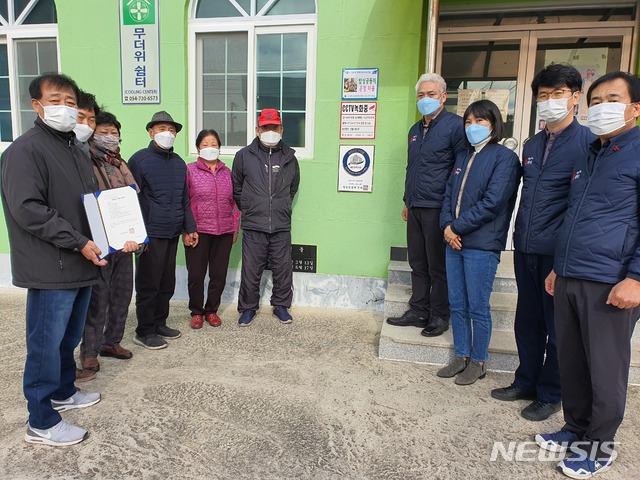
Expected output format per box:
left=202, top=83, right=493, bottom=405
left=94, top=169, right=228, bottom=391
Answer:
left=387, top=73, right=465, bottom=337
left=491, top=64, right=595, bottom=421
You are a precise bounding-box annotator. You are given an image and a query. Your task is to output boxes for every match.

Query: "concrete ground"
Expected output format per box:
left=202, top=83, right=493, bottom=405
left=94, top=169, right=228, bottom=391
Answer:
left=0, top=288, right=639, bottom=480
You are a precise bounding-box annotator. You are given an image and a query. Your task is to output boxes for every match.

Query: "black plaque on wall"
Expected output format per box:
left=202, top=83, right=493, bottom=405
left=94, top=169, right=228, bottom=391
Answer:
left=291, top=244, right=317, bottom=273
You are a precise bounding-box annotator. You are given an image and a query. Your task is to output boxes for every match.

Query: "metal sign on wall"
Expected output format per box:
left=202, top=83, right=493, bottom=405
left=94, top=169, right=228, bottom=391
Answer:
left=119, top=0, right=160, bottom=104
left=292, top=244, right=317, bottom=273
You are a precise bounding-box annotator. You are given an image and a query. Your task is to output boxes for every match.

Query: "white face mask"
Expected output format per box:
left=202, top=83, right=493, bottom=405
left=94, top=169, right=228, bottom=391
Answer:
left=260, top=130, right=281, bottom=147
left=537, top=97, right=571, bottom=125
left=154, top=130, right=176, bottom=149
left=199, top=147, right=220, bottom=161
left=39, top=102, right=78, bottom=132
left=587, top=102, right=634, bottom=136
left=73, top=123, right=94, bottom=143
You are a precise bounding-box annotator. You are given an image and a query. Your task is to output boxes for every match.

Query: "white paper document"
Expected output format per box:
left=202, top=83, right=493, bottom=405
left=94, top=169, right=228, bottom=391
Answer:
left=82, top=185, right=148, bottom=259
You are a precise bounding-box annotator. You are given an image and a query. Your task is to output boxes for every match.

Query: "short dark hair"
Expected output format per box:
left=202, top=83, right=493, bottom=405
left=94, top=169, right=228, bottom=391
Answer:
left=77, top=90, right=100, bottom=116
left=462, top=99, right=504, bottom=147
left=531, top=63, right=583, bottom=96
left=587, top=71, right=640, bottom=105
left=95, top=111, right=121, bottom=135
left=29, top=73, right=80, bottom=101
left=196, top=129, right=222, bottom=149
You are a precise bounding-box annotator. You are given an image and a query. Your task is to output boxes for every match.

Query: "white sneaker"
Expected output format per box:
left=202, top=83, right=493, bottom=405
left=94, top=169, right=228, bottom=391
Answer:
left=25, top=419, right=87, bottom=446
left=51, top=390, right=101, bottom=412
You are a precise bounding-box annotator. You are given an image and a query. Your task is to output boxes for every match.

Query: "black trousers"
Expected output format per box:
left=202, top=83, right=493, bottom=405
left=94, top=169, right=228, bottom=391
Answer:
left=555, top=276, right=638, bottom=451
left=135, top=236, right=179, bottom=336
left=81, top=251, right=134, bottom=358
left=185, top=232, right=234, bottom=316
left=407, top=207, right=449, bottom=320
left=238, top=229, right=293, bottom=312
left=512, top=251, right=560, bottom=403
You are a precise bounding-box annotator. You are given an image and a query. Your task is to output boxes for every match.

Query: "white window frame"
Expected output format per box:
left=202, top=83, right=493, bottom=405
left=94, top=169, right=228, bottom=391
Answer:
left=0, top=0, right=59, bottom=149
left=188, top=1, right=317, bottom=158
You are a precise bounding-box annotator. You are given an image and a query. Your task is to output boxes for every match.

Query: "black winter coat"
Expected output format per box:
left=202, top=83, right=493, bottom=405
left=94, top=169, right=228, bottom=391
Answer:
left=231, top=137, right=300, bottom=233
left=0, top=118, right=100, bottom=289
left=514, top=119, right=595, bottom=256
left=128, top=141, right=196, bottom=239
left=554, top=127, right=640, bottom=284
left=440, top=143, right=522, bottom=252
left=404, top=110, right=466, bottom=208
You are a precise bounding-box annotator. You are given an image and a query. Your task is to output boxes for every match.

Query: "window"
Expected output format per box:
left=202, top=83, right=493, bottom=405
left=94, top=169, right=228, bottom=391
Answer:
left=0, top=0, right=58, bottom=143
left=189, top=0, right=317, bottom=157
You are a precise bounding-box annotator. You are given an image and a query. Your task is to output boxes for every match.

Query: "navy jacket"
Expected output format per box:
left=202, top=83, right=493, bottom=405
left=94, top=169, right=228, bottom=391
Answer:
left=440, top=143, right=522, bottom=252
left=404, top=110, right=466, bottom=208
left=128, top=141, right=196, bottom=239
left=554, top=127, right=640, bottom=284
left=514, top=119, right=595, bottom=256
left=231, top=137, right=300, bottom=233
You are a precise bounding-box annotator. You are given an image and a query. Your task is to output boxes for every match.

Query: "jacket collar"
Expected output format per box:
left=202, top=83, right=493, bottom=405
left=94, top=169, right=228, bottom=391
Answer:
left=590, top=125, right=640, bottom=153
left=248, top=136, right=295, bottom=163
left=195, top=157, right=226, bottom=172
left=34, top=116, right=76, bottom=144
left=147, top=140, right=174, bottom=157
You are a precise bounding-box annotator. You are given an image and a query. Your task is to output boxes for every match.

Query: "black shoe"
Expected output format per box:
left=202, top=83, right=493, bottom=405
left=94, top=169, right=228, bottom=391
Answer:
left=521, top=400, right=561, bottom=421
left=386, top=310, right=428, bottom=328
left=133, top=334, right=168, bottom=350
left=156, top=325, right=182, bottom=339
left=421, top=316, right=449, bottom=337
left=491, top=385, right=537, bottom=402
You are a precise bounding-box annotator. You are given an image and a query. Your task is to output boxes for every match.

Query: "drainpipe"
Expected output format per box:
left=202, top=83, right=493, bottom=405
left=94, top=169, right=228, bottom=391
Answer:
left=425, top=0, right=440, bottom=73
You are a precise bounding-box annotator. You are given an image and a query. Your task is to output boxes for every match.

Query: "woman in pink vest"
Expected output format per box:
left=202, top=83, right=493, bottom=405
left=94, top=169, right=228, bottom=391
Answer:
left=184, top=129, right=239, bottom=329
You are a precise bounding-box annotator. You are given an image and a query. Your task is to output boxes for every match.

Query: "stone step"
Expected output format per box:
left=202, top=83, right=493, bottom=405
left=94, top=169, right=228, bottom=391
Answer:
left=378, top=320, right=640, bottom=385
left=384, top=283, right=517, bottom=331
left=387, top=259, right=517, bottom=293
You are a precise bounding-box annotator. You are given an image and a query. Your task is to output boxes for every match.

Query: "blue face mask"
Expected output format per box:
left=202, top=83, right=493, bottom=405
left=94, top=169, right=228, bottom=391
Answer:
left=465, top=123, right=491, bottom=145
left=417, top=97, right=441, bottom=116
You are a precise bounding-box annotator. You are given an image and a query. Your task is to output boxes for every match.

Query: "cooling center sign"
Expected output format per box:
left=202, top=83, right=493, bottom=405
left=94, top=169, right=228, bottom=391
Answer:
left=338, top=146, right=375, bottom=192
left=119, top=0, right=160, bottom=104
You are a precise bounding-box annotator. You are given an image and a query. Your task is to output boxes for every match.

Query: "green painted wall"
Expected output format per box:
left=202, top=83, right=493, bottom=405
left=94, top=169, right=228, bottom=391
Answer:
left=0, top=0, right=424, bottom=279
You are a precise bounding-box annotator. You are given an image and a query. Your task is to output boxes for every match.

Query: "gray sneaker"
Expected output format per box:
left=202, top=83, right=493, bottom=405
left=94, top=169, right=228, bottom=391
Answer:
left=25, top=420, right=88, bottom=446
left=134, top=333, right=168, bottom=350
left=51, top=390, right=101, bottom=412
left=437, top=357, right=468, bottom=378
left=156, top=325, right=181, bottom=339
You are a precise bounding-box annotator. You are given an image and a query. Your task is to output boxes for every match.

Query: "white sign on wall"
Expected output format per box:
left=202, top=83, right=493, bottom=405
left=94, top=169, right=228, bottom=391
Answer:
left=340, top=102, right=377, bottom=139
left=119, top=0, right=160, bottom=104
left=338, top=146, right=375, bottom=193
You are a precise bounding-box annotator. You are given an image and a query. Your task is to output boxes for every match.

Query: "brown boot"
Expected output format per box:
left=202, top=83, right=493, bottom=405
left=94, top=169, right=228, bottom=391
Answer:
left=81, top=356, right=100, bottom=372
left=75, top=368, right=96, bottom=383
left=99, top=343, right=133, bottom=360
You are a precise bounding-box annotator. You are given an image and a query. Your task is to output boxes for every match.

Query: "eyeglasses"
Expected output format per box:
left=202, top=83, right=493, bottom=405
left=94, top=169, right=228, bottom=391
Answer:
left=536, top=89, right=574, bottom=102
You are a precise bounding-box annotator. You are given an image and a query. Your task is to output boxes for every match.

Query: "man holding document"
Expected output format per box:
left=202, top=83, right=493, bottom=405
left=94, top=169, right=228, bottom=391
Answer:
left=1, top=73, right=103, bottom=446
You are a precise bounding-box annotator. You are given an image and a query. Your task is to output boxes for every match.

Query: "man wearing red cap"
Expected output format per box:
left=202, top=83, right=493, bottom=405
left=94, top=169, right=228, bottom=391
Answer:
left=231, top=108, right=300, bottom=326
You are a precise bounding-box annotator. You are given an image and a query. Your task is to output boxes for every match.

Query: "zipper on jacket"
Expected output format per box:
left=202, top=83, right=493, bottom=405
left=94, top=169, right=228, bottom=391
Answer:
left=561, top=145, right=607, bottom=276
left=268, top=148, right=272, bottom=232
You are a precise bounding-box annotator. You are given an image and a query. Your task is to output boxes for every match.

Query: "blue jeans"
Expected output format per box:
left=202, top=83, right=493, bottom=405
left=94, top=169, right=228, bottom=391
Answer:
left=446, top=247, right=500, bottom=363
left=24, top=287, right=92, bottom=429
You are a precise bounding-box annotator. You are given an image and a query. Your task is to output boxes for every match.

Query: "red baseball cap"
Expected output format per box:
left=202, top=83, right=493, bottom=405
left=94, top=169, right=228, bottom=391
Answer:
left=257, top=108, right=282, bottom=126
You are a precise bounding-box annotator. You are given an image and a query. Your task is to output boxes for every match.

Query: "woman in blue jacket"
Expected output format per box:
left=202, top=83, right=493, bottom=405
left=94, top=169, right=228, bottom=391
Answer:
left=437, top=99, right=521, bottom=385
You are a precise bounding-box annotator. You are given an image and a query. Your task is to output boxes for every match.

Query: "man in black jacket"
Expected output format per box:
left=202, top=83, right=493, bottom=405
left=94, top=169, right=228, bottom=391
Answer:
left=232, top=108, right=300, bottom=326
left=129, top=111, right=197, bottom=350
left=1, top=74, right=103, bottom=446
left=387, top=73, right=465, bottom=337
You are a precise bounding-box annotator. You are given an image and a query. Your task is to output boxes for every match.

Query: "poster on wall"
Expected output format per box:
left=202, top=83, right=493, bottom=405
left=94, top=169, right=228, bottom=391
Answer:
left=338, top=146, right=375, bottom=192
left=340, top=102, right=377, bottom=139
left=342, top=68, right=379, bottom=100
left=456, top=89, right=510, bottom=121
left=119, top=0, right=161, bottom=104
left=535, top=48, right=608, bottom=131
